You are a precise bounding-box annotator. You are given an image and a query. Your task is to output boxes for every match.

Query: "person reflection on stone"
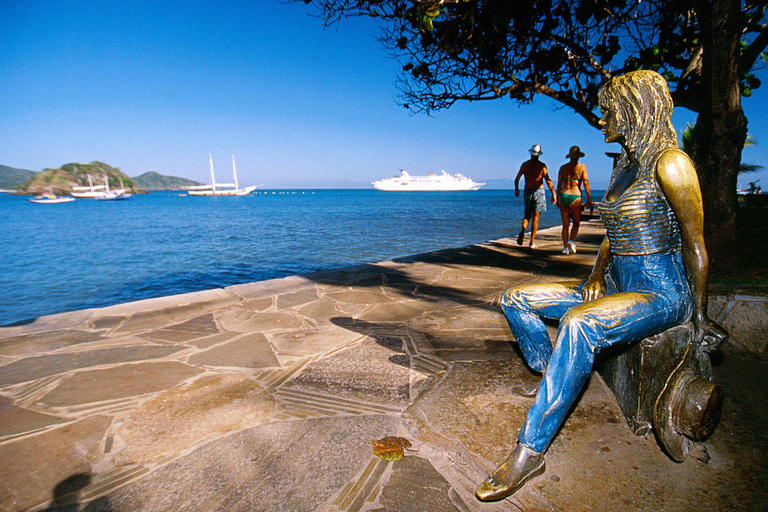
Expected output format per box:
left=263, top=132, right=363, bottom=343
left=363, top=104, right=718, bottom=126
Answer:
left=476, top=70, right=728, bottom=502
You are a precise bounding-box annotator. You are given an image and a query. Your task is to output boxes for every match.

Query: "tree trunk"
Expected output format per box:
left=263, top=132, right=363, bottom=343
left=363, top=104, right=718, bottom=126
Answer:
left=689, top=0, right=747, bottom=271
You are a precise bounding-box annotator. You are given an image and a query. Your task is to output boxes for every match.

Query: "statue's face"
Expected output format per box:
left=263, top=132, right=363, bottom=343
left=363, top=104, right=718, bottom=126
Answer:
left=599, top=103, right=623, bottom=144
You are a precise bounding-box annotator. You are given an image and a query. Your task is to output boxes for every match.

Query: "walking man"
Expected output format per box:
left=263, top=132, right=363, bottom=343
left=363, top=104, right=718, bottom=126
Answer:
left=514, top=144, right=556, bottom=248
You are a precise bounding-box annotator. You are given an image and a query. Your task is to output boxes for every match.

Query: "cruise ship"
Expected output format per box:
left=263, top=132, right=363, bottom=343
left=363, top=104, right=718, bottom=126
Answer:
left=372, top=170, right=485, bottom=191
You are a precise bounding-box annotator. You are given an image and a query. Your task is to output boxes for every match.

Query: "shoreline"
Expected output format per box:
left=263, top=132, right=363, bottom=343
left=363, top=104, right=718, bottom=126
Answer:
left=1, top=225, right=566, bottom=330
left=2, top=221, right=764, bottom=359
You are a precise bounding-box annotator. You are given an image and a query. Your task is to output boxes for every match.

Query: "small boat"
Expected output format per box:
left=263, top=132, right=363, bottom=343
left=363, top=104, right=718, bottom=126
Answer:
left=73, top=174, right=131, bottom=199
left=188, top=155, right=257, bottom=196
left=71, top=175, right=108, bottom=198
left=97, top=192, right=131, bottom=201
left=372, top=170, right=485, bottom=191
left=29, top=194, right=75, bottom=204
left=96, top=175, right=131, bottom=200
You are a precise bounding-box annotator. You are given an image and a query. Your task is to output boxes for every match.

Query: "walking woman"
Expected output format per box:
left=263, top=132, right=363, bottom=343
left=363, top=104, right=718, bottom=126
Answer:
left=476, top=70, right=727, bottom=502
left=556, top=146, right=592, bottom=254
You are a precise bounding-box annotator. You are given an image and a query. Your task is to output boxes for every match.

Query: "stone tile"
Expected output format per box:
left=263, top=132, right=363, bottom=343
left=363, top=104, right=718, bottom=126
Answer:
left=0, top=345, right=184, bottom=387
left=139, top=313, right=220, bottom=342
left=407, top=306, right=511, bottom=344
left=187, top=333, right=279, bottom=369
left=329, top=317, right=409, bottom=338
left=110, top=295, right=236, bottom=335
left=0, top=330, right=106, bottom=358
left=104, top=289, right=236, bottom=316
left=115, top=373, right=280, bottom=465
left=305, top=264, right=387, bottom=287
left=411, top=360, right=539, bottom=464
left=186, top=331, right=240, bottom=350
left=38, top=361, right=204, bottom=407
left=358, top=302, right=425, bottom=323
left=717, top=298, right=768, bottom=354
left=169, top=313, right=220, bottom=334
left=281, top=336, right=411, bottom=409
left=0, top=415, right=111, bottom=512
left=89, top=315, right=125, bottom=331
left=240, top=296, right=274, bottom=312
left=0, top=310, right=95, bottom=339
left=406, top=325, right=516, bottom=360
left=295, top=296, right=347, bottom=324
left=219, top=307, right=304, bottom=333
left=226, top=275, right=315, bottom=300
left=106, top=416, right=401, bottom=512
left=325, top=288, right=391, bottom=305
left=0, top=396, right=67, bottom=438
left=276, top=287, right=319, bottom=310
left=374, top=455, right=465, bottom=512
left=268, top=324, right=362, bottom=357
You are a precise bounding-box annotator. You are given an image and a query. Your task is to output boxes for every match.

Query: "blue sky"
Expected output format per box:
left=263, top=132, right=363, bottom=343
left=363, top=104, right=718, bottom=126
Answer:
left=2, top=0, right=766, bottom=190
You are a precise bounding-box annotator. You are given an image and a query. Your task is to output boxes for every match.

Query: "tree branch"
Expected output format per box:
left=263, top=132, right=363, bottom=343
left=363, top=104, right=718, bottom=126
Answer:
left=740, top=24, right=768, bottom=72
left=549, top=33, right=613, bottom=81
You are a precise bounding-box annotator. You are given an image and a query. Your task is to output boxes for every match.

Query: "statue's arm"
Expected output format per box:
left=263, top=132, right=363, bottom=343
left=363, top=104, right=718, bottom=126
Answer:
left=582, top=235, right=612, bottom=302
left=656, top=149, right=728, bottom=350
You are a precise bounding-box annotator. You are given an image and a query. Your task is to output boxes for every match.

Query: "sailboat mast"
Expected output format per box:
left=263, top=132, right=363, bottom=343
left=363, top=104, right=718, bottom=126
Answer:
left=209, top=153, right=217, bottom=192
left=232, top=155, right=239, bottom=190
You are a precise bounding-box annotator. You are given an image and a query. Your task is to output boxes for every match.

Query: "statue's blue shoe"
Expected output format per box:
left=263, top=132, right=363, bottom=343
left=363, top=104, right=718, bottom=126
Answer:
left=476, top=443, right=545, bottom=502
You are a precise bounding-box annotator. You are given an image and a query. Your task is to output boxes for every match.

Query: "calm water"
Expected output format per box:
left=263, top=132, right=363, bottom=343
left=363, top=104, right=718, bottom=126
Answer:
left=0, top=189, right=569, bottom=325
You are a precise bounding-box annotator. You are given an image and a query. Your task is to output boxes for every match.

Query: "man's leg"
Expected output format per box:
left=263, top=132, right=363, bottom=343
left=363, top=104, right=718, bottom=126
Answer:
left=517, top=214, right=531, bottom=245
left=529, top=212, right=540, bottom=246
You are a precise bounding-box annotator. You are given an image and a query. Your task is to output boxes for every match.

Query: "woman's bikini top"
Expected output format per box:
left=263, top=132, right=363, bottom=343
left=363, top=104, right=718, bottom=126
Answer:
left=598, top=153, right=681, bottom=256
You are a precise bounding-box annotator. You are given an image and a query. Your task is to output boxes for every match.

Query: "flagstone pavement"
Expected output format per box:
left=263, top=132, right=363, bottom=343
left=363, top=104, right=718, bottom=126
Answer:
left=1, top=222, right=766, bottom=512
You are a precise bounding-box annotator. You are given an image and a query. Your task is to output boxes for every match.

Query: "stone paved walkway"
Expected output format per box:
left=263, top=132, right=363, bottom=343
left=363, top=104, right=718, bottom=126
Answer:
left=1, top=222, right=766, bottom=512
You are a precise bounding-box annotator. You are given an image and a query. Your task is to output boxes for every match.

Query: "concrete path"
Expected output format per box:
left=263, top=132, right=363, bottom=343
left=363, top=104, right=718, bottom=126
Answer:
left=1, top=222, right=766, bottom=512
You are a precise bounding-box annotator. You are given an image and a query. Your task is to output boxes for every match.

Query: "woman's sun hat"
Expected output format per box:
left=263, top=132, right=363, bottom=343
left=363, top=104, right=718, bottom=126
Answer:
left=567, top=146, right=585, bottom=158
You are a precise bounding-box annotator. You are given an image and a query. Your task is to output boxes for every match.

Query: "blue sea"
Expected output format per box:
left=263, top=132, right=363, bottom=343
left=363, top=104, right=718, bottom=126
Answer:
left=0, top=189, right=570, bottom=326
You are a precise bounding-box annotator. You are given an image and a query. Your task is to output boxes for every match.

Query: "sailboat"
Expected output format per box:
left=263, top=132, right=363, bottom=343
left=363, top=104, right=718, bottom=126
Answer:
left=97, top=175, right=132, bottom=200
left=71, top=175, right=107, bottom=198
left=71, top=174, right=131, bottom=199
left=188, top=154, right=257, bottom=196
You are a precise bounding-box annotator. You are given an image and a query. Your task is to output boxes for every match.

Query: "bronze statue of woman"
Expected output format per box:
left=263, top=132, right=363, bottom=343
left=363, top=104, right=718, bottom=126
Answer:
left=476, top=70, right=728, bottom=502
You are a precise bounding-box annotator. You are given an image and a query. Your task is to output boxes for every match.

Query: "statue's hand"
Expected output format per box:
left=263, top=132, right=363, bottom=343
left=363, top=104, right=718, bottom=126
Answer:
left=582, top=274, right=606, bottom=303
left=514, top=189, right=520, bottom=197
left=694, top=316, right=728, bottom=352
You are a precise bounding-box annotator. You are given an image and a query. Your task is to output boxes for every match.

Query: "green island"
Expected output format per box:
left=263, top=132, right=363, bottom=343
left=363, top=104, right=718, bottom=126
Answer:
left=0, top=163, right=202, bottom=193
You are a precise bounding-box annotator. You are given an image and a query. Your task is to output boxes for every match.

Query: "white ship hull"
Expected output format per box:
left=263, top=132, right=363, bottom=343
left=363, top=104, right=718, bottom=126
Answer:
left=188, top=155, right=257, bottom=196
left=188, top=186, right=257, bottom=196
left=372, top=170, right=484, bottom=191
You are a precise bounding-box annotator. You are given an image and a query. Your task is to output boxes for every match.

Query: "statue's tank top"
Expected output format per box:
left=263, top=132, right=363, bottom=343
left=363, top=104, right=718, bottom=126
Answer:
left=599, top=153, right=681, bottom=255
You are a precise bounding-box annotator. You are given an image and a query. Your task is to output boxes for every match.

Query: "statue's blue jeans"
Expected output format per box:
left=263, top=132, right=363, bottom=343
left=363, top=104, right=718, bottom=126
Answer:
left=500, top=251, right=692, bottom=453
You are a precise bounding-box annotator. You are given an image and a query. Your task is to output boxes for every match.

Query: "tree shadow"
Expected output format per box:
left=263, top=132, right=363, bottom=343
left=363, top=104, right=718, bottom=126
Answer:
left=329, top=315, right=526, bottom=372
left=302, top=240, right=596, bottom=316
